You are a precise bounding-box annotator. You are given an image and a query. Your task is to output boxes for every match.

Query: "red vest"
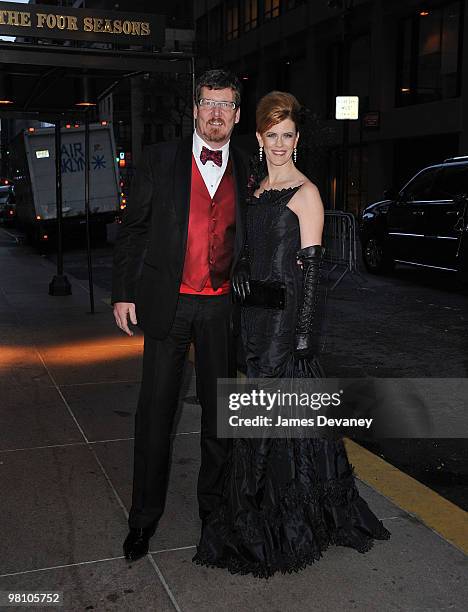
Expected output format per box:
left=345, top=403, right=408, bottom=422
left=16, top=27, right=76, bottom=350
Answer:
left=180, top=155, right=236, bottom=294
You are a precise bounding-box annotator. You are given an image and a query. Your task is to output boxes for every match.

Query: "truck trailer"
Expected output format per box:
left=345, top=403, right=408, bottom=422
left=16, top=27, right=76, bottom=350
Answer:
left=10, top=123, right=120, bottom=244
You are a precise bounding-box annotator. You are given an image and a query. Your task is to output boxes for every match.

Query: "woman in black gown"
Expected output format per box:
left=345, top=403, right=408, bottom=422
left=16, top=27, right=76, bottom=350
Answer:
left=193, top=92, right=390, bottom=578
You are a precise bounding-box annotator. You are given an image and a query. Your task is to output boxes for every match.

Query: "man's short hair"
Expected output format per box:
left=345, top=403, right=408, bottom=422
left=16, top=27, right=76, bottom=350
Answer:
left=194, top=69, right=242, bottom=107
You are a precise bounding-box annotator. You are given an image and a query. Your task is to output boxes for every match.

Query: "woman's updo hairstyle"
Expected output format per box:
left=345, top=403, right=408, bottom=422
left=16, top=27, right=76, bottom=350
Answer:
left=256, top=91, right=301, bottom=134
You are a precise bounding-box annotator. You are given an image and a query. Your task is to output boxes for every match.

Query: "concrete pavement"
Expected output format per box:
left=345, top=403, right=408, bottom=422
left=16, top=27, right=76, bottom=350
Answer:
left=0, top=229, right=467, bottom=612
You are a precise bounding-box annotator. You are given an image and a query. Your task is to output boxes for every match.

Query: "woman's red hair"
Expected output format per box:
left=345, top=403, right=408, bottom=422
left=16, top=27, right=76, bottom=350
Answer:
left=256, top=91, right=301, bottom=134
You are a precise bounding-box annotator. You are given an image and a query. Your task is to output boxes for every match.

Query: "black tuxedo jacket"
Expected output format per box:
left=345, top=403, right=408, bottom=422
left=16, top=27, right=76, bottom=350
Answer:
left=111, top=136, right=249, bottom=339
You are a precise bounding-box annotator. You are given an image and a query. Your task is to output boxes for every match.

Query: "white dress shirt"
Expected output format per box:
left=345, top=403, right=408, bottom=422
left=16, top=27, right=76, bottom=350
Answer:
left=192, top=130, right=230, bottom=199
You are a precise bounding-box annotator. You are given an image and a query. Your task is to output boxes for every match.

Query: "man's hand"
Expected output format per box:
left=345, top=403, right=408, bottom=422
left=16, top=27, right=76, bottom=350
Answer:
left=113, top=302, right=137, bottom=336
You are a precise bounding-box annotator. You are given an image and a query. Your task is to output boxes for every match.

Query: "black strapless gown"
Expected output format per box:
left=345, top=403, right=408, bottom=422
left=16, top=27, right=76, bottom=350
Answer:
left=193, top=187, right=390, bottom=578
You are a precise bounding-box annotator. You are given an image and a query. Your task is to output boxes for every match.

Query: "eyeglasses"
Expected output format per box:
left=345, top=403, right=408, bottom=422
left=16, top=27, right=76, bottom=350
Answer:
left=198, top=98, right=237, bottom=111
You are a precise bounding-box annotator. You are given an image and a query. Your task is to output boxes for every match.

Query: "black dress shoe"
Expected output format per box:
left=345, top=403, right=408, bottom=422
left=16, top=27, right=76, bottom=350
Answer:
left=123, top=522, right=157, bottom=561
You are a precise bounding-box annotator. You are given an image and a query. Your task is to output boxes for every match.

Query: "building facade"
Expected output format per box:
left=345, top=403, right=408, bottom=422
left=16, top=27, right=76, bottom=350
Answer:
left=0, top=0, right=194, bottom=178
left=194, top=0, right=467, bottom=214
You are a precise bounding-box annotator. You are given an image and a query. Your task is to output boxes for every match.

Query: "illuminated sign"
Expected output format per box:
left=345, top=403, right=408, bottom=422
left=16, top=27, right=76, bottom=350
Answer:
left=335, top=96, right=359, bottom=120
left=35, top=150, right=50, bottom=159
left=0, top=2, right=165, bottom=45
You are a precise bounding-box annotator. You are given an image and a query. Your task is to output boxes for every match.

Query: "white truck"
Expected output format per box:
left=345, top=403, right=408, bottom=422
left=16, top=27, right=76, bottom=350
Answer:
left=10, top=123, right=120, bottom=244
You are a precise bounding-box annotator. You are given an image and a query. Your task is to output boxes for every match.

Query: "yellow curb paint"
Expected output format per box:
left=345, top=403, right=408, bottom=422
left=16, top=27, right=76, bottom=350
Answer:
left=345, top=438, right=468, bottom=554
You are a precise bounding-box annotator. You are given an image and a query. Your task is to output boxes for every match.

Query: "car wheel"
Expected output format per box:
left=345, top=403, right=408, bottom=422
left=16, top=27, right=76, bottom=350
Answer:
left=362, top=236, right=394, bottom=274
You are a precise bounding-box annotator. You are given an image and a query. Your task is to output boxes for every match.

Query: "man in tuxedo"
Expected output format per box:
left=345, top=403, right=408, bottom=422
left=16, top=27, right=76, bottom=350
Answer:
left=111, top=69, right=248, bottom=561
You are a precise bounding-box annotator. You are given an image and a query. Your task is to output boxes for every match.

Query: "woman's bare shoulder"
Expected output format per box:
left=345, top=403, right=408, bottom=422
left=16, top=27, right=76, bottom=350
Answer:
left=298, top=178, right=320, bottom=197
left=290, top=179, right=323, bottom=212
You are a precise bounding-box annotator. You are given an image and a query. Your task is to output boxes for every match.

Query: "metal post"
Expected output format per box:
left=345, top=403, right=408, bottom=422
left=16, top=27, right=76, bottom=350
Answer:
left=358, top=115, right=363, bottom=214
left=84, top=111, right=95, bottom=313
left=341, top=1, right=353, bottom=212
left=49, top=119, right=71, bottom=296
left=0, top=118, right=9, bottom=178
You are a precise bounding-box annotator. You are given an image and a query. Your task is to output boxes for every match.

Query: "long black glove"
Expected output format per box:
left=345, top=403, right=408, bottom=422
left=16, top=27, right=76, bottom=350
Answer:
left=294, top=245, right=325, bottom=358
left=231, top=247, right=251, bottom=301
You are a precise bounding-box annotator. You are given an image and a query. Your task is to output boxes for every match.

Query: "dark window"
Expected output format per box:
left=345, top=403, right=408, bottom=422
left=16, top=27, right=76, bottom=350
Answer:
left=432, top=165, right=468, bottom=199
left=244, top=0, right=258, bottom=32
left=325, top=35, right=370, bottom=117
left=326, top=43, right=342, bottom=119
left=210, top=6, right=223, bottom=46
left=397, top=2, right=462, bottom=106
left=196, top=15, right=208, bottom=46
left=264, top=0, right=280, bottom=20
left=155, top=125, right=164, bottom=142
left=349, top=34, right=371, bottom=112
left=226, top=2, right=239, bottom=41
left=143, top=94, right=152, bottom=112
left=403, top=168, right=439, bottom=200
left=285, top=0, right=306, bottom=9
left=287, top=55, right=308, bottom=101
left=142, top=124, right=152, bottom=146
left=400, top=18, right=413, bottom=94
left=440, top=3, right=461, bottom=96
left=117, top=122, right=131, bottom=142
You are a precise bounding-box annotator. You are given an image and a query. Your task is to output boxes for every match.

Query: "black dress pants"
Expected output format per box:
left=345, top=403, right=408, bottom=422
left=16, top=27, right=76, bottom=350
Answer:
left=129, top=293, right=234, bottom=528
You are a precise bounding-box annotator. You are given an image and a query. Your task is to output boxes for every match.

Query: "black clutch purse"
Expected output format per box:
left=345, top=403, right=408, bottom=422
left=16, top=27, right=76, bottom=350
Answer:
left=233, top=280, right=286, bottom=309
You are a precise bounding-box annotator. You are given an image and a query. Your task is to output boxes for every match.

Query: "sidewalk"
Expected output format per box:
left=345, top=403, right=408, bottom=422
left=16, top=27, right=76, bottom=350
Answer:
left=0, top=231, right=467, bottom=612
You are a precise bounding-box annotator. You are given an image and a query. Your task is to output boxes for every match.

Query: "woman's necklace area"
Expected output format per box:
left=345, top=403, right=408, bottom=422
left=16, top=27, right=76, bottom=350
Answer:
left=257, top=178, right=303, bottom=195
left=260, top=172, right=303, bottom=192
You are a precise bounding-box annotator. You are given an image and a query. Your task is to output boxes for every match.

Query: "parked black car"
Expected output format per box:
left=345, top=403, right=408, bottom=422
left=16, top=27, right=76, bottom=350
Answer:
left=360, top=158, right=468, bottom=281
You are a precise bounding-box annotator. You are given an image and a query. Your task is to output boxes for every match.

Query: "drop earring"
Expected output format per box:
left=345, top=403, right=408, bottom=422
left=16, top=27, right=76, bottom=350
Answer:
left=259, top=145, right=263, bottom=162
left=293, top=147, right=297, bottom=163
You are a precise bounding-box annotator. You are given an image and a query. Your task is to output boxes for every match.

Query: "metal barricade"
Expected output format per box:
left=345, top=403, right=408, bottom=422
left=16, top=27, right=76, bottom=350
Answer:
left=322, top=211, right=358, bottom=290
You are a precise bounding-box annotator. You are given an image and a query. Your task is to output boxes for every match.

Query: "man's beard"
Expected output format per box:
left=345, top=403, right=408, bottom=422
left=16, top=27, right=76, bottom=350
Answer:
left=203, top=122, right=228, bottom=143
